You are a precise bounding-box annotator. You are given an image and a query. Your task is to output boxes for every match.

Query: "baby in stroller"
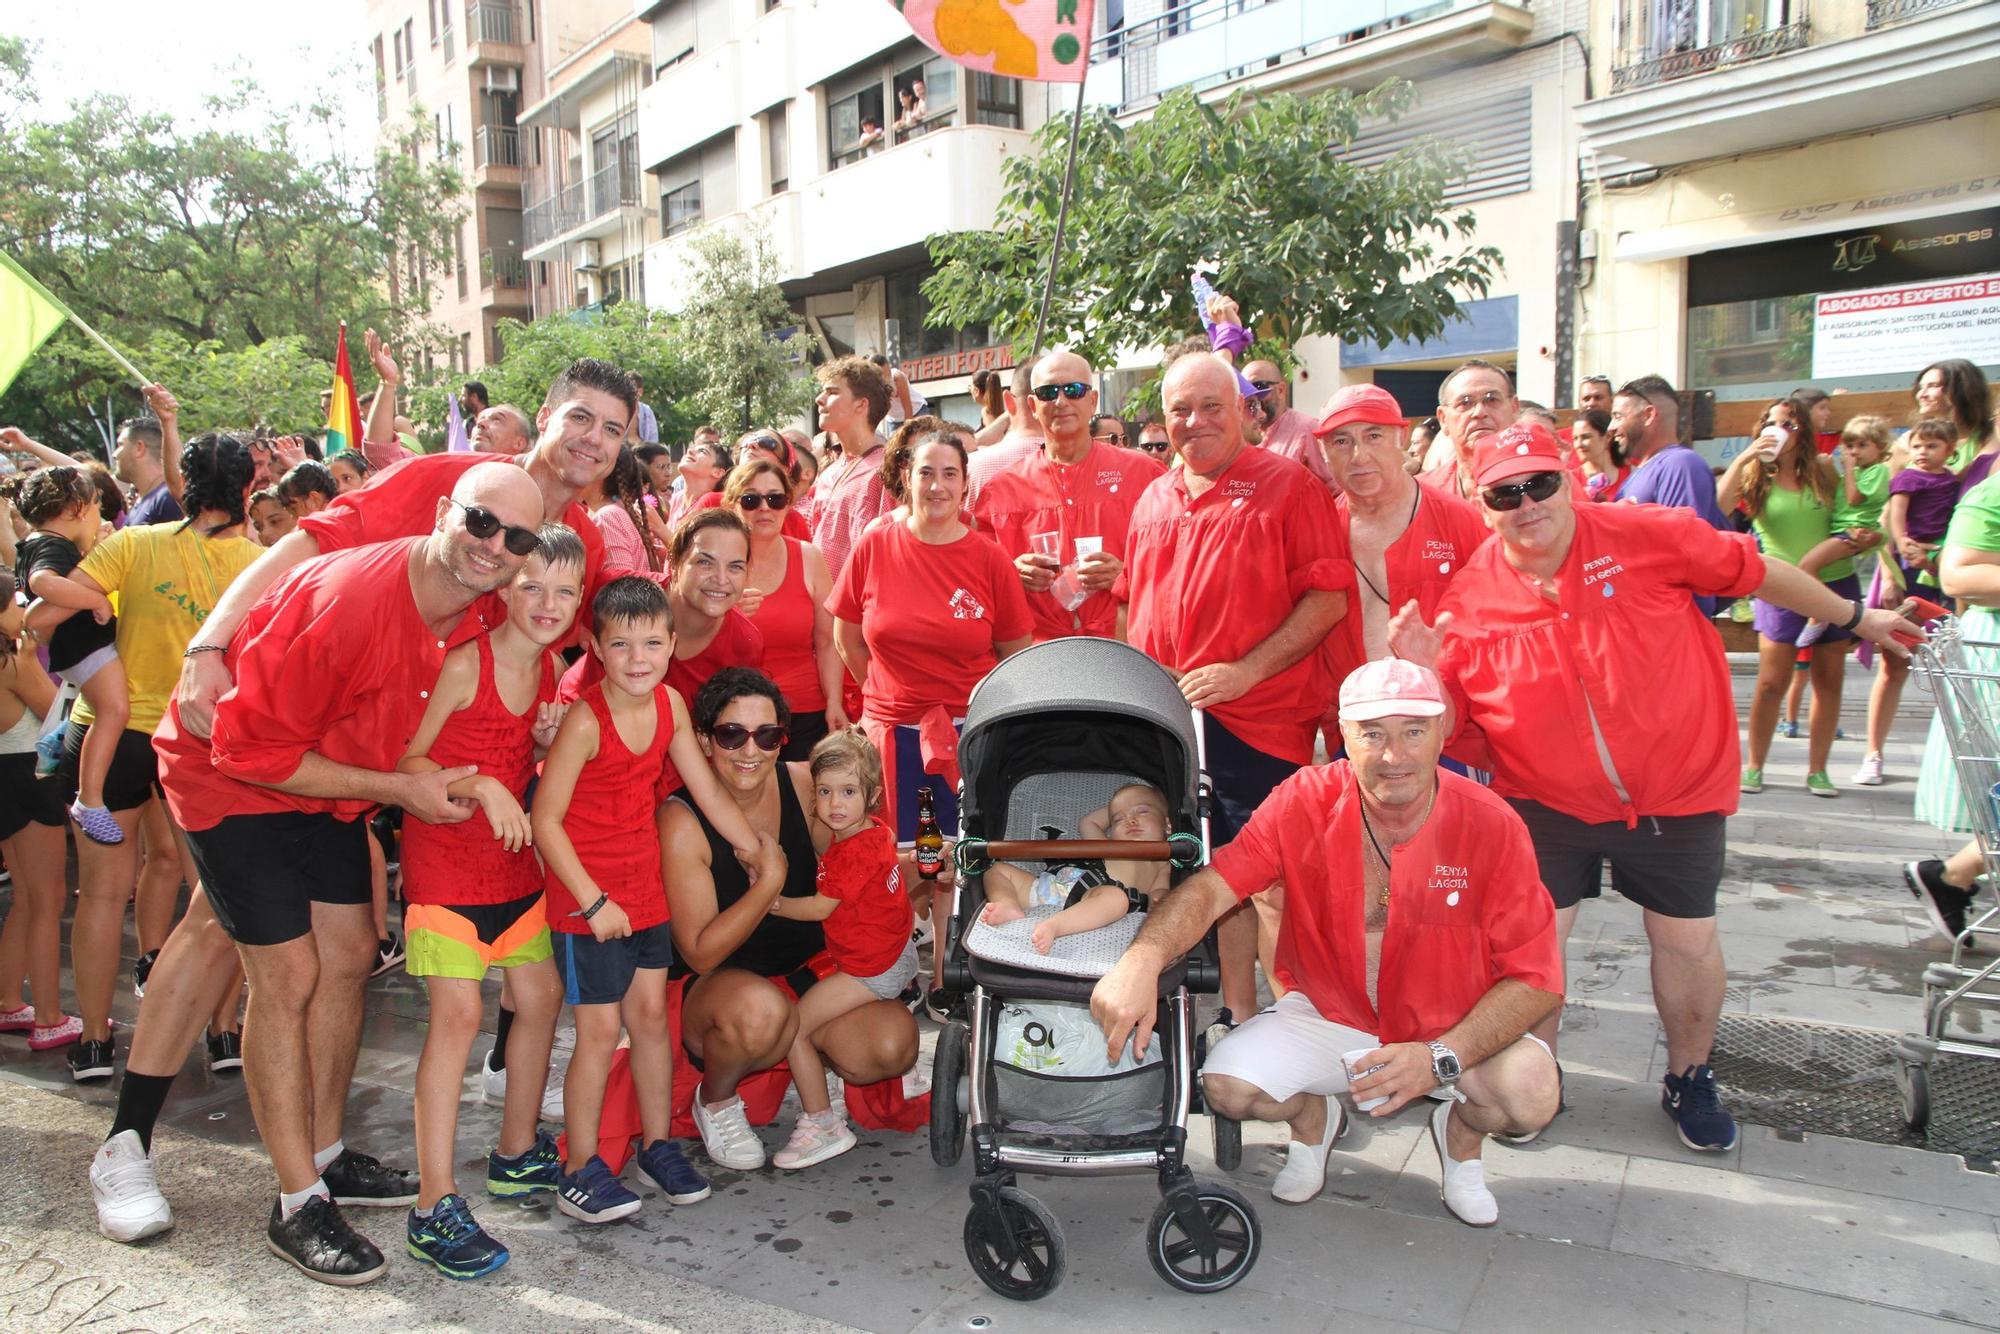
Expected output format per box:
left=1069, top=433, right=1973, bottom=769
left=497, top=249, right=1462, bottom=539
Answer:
left=976, top=783, right=1173, bottom=953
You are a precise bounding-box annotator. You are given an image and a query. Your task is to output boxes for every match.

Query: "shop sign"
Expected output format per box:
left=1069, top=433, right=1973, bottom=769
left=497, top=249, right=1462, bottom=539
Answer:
left=904, top=344, right=1016, bottom=383
left=1688, top=206, right=2000, bottom=307
left=1811, top=272, right=2000, bottom=379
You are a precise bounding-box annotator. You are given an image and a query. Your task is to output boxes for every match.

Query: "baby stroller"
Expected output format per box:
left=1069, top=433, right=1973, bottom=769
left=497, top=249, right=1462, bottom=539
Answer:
left=928, top=637, right=1261, bottom=1300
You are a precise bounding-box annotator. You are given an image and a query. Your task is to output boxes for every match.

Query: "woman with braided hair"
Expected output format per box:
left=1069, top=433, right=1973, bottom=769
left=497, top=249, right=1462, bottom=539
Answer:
left=583, top=444, right=661, bottom=574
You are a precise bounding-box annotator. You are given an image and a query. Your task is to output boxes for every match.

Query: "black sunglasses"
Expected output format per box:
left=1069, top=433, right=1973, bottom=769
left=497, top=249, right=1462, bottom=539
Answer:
left=709, top=722, right=788, bottom=752
left=738, top=492, right=790, bottom=511
left=452, top=500, right=540, bottom=556
left=1093, top=432, right=1125, bottom=446
left=1248, top=379, right=1281, bottom=391
left=1137, top=440, right=1170, bottom=454
left=1481, top=471, right=1564, bottom=511
left=1032, top=382, right=1091, bottom=402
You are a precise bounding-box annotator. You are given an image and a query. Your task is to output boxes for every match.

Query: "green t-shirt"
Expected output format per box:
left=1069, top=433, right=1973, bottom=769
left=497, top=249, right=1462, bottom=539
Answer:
left=1945, top=474, right=2000, bottom=552
left=1832, top=461, right=1890, bottom=533
left=1752, top=482, right=1852, bottom=581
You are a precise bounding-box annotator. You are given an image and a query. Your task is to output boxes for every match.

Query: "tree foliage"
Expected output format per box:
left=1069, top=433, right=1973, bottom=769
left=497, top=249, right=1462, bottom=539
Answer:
left=665, top=226, right=816, bottom=435
left=923, top=82, right=1503, bottom=367
left=482, top=300, right=699, bottom=445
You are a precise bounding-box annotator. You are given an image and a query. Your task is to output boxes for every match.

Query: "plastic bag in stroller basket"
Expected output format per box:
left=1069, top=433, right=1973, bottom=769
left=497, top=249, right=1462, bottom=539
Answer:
left=994, top=999, right=1165, bottom=1135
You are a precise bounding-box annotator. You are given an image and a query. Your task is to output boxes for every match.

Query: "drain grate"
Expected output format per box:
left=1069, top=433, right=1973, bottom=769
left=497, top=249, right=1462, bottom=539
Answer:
left=1708, top=1014, right=2000, bottom=1171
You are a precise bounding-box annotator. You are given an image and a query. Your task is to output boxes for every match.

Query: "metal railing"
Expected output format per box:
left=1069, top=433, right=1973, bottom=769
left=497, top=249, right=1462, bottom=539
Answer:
left=467, top=0, right=519, bottom=46
left=483, top=248, right=528, bottom=289
left=475, top=125, right=520, bottom=169
left=442, top=18, right=455, bottom=63
left=522, top=161, right=642, bottom=249
left=1867, top=0, right=1968, bottom=26
left=1611, top=0, right=1812, bottom=91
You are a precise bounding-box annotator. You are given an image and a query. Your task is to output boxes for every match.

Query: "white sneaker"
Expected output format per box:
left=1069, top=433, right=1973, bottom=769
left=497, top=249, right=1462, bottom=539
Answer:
left=480, top=1051, right=507, bottom=1106
left=91, top=1130, right=173, bottom=1242
left=540, top=1059, right=567, bottom=1121
left=692, top=1086, right=766, bottom=1170
left=1852, top=753, right=1886, bottom=786
left=1271, top=1096, right=1345, bottom=1204
left=1430, top=1101, right=1498, bottom=1227
left=773, top=1112, right=857, bottom=1170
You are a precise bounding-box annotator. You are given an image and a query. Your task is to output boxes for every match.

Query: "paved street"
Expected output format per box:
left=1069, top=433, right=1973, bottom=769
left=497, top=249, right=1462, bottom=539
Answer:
left=2, top=665, right=1996, bottom=1333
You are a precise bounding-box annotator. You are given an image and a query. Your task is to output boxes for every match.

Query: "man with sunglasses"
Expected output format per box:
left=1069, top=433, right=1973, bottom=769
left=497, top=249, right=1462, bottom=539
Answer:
left=1089, top=412, right=1128, bottom=449
left=1135, top=418, right=1174, bottom=461
left=1391, top=422, right=1920, bottom=1157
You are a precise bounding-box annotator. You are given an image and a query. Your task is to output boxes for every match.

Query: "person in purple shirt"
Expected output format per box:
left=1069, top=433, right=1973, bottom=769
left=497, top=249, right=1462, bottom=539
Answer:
left=1890, top=419, right=1963, bottom=601
left=1613, top=375, right=1724, bottom=527
left=115, top=388, right=185, bottom=528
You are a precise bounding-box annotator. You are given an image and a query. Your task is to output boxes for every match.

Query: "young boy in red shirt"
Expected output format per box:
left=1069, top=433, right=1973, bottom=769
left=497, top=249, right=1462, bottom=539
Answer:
left=531, top=576, right=762, bottom=1222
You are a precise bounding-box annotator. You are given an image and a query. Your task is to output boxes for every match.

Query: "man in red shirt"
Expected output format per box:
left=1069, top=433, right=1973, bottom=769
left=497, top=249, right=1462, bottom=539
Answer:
left=1092, top=659, right=1562, bottom=1227
left=149, top=462, right=546, bottom=1284
left=1122, top=351, right=1352, bottom=1021
left=1420, top=360, right=1521, bottom=500
left=972, top=349, right=1163, bottom=640
left=1390, top=422, right=1919, bottom=1155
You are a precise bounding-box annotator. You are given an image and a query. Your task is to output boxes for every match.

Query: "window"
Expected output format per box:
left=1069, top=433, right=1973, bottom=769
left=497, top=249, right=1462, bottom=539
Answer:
left=765, top=103, right=789, bottom=194
left=892, top=54, right=957, bottom=142
left=658, top=133, right=736, bottom=237
left=455, top=225, right=469, bottom=299
left=651, top=0, right=730, bottom=74
left=828, top=83, right=886, bottom=169
left=461, top=333, right=472, bottom=374
left=887, top=267, right=988, bottom=360
left=428, top=0, right=438, bottom=45
left=663, top=180, right=702, bottom=236
left=393, top=28, right=404, bottom=74
left=373, top=38, right=387, bottom=119
left=972, top=73, right=1021, bottom=129
left=1748, top=298, right=1783, bottom=340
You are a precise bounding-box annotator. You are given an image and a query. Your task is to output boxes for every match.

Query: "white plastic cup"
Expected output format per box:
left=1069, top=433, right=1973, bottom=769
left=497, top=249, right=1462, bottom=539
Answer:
left=1343, top=1048, right=1390, bottom=1111
left=1030, top=531, right=1061, bottom=559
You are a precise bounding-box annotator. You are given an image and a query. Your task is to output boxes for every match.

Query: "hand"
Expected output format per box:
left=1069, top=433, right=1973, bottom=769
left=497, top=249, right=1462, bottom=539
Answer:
left=1178, top=660, right=1255, bottom=709
left=531, top=700, right=567, bottom=751
left=1014, top=550, right=1058, bottom=593
left=1030, top=919, right=1058, bottom=953
left=139, top=384, right=179, bottom=425
left=88, top=594, right=114, bottom=625
left=0, top=426, right=31, bottom=451
left=1075, top=549, right=1122, bottom=593
left=736, top=585, right=767, bottom=617
left=174, top=650, right=234, bottom=739
left=743, top=832, right=787, bottom=889
left=476, top=779, right=532, bottom=853
left=397, top=765, right=480, bottom=824
left=1206, top=293, right=1243, bottom=329
left=1857, top=604, right=1924, bottom=659
left=270, top=435, right=308, bottom=471
left=364, top=328, right=401, bottom=386
left=589, top=897, right=633, bottom=942
left=980, top=900, right=1024, bottom=926
left=1347, top=1042, right=1439, bottom=1116
left=1386, top=600, right=1452, bottom=670
left=824, top=697, right=851, bottom=732
left=1091, top=955, right=1162, bottom=1066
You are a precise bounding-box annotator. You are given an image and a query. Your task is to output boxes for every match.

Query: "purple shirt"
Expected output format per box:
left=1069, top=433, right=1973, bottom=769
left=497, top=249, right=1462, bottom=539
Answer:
left=1891, top=467, right=1958, bottom=542
left=1958, top=451, right=1996, bottom=498
left=1620, top=443, right=1724, bottom=528
left=127, top=483, right=183, bottom=528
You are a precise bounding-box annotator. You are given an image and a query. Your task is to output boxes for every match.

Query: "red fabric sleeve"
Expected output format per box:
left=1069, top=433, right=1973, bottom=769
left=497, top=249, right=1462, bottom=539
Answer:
left=1668, top=508, right=1767, bottom=599
left=1284, top=482, right=1356, bottom=601
left=1478, top=812, right=1564, bottom=996
left=209, top=601, right=366, bottom=788
left=827, top=528, right=873, bottom=622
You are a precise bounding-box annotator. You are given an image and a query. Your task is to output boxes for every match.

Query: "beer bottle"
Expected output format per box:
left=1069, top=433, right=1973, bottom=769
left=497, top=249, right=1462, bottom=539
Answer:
left=914, top=785, right=945, bottom=881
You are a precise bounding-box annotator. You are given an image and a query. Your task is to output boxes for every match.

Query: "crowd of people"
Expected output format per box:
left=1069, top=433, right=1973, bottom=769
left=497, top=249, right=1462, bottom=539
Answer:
left=0, top=292, right=1989, bottom=1288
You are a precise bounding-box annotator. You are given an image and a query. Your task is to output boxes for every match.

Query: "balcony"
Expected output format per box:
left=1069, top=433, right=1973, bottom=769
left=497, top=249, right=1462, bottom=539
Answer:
left=464, top=0, right=527, bottom=66
left=522, top=163, right=646, bottom=257
left=1579, top=0, right=2000, bottom=167
left=791, top=0, right=912, bottom=92
left=472, top=124, right=521, bottom=187
left=482, top=247, right=529, bottom=292
left=637, top=38, right=747, bottom=168
left=801, top=124, right=1029, bottom=284
left=644, top=193, right=806, bottom=314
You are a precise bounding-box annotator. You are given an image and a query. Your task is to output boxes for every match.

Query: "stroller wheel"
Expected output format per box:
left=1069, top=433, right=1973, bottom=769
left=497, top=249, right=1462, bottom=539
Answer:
left=930, top=1020, right=968, bottom=1166
left=1211, top=1112, right=1243, bottom=1172
left=963, top=1186, right=1066, bottom=1301
left=1896, top=1059, right=1931, bottom=1133
left=1147, top=1181, right=1260, bottom=1294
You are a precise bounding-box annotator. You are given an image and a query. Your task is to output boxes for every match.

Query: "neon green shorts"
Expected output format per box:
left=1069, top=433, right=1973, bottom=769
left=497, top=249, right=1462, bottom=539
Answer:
left=404, top=892, right=553, bottom=980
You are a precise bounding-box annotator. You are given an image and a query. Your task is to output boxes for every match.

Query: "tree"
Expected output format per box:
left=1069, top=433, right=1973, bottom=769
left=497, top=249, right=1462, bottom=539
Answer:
left=665, top=226, right=816, bottom=434
left=923, top=83, right=1503, bottom=368
left=481, top=300, right=698, bottom=444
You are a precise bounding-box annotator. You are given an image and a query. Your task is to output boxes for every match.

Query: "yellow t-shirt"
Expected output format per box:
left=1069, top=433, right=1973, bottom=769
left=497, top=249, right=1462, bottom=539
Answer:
left=75, top=522, right=262, bottom=735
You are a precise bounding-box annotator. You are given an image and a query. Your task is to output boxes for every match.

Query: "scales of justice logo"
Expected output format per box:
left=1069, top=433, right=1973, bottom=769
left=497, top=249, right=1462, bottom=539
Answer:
left=1832, top=233, right=1880, bottom=273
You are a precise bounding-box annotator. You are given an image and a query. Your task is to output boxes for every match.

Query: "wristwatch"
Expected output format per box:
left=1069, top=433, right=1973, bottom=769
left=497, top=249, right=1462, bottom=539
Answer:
left=1427, top=1040, right=1462, bottom=1084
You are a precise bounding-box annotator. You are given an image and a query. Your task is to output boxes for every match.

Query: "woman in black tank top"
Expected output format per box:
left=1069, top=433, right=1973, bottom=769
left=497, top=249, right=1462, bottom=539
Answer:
left=662, top=670, right=918, bottom=1166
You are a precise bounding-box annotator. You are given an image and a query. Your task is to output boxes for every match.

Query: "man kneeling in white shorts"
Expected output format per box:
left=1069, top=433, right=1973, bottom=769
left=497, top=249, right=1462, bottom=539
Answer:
left=1092, top=659, right=1565, bottom=1227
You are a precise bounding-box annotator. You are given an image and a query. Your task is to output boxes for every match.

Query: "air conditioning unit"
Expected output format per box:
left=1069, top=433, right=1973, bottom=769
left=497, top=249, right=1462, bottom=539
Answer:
left=573, top=239, right=602, bottom=271
left=485, top=66, right=520, bottom=93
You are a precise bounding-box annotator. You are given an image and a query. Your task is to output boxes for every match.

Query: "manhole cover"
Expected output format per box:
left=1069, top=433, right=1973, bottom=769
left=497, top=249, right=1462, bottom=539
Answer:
left=1708, top=1014, right=2000, bottom=1170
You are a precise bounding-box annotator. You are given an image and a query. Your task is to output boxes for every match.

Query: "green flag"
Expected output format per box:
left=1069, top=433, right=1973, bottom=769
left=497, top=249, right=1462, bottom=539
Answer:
left=0, top=251, right=72, bottom=399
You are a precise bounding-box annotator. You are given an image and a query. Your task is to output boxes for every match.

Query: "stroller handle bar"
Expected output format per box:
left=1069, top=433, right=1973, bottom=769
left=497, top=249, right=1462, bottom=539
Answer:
left=955, top=833, right=1206, bottom=875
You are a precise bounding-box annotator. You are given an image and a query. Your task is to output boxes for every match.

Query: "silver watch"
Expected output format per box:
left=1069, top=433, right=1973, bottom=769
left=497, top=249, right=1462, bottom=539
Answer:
left=1428, top=1040, right=1462, bottom=1084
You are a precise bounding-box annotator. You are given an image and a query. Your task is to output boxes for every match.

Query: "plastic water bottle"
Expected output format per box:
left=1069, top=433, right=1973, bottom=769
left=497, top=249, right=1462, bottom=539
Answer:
left=1191, top=272, right=1219, bottom=336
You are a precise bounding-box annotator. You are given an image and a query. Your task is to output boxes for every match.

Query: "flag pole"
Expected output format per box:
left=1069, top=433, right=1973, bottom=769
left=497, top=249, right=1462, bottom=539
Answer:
left=1030, top=77, right=1090, bottom=358
left=0, top=250, right=150, bottom=388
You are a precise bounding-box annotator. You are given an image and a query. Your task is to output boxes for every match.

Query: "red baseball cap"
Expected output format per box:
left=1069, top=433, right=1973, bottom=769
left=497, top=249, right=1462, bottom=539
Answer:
left=1473, top=421, right=1565, bottom=487
left=1314, top=383, right=1406, bottom=437
left=1338, top=658, right=1447, bottom=722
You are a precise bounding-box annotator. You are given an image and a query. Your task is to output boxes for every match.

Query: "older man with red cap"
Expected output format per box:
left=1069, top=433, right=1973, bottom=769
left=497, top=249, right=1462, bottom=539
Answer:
left=1092, top=657, right=1563, bottom=1226
left=1389, top=422, right=1920, bottom=1156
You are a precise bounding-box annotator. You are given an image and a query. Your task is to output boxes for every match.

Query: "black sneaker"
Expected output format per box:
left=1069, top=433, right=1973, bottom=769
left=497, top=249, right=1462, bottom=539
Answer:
left=371, top=936, right=405, bottom=978
left=68, top=1038, right=115, bottom=1082
left=206, top=1029, right=244, bottom=1074
left=133, top=949, right=159, bottom=998
left=406, top=1193, right=509, bottom=1280
left=1662, top=1064, right=1738, bottom=1152
left=1905, top=859, right=1971, bottom=943
left=923, top=987, right=966, bottom=1025
left=267, top=1194, right=386, bottom=1286
left=322, top=1148, right=418, bottom=1207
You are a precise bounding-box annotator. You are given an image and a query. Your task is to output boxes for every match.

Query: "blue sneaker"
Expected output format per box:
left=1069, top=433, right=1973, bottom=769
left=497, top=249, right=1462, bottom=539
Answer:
left=1662, top=1064, right=1738, bottom=1152
left=1776, top=719, right=1800, bottom=739
left=636, top=1138, right=712, bottom=1204
left=486, top=1129, right=562, bottom=1197
left=406, top=1194, right=509, bottom=1279
left=555, top=1155, right=641, bottom=1224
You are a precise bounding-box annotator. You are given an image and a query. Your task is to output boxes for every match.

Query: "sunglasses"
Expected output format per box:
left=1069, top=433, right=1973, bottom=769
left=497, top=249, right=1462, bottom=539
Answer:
left=1248, top=379, right=1280, bottom=392
left=1032, top=382, right=1091, bottom=402
left=738, top=492, right=790, bottom=511
left=452, top=500, right=540, bottom=556
left=1480, top=471, right=1564, bottom=511
left=709, top=722, right=789, bottom=752
left=1093, top=432, right=1125, bottom=446
left=1137, top=440, right=1170, bottom=454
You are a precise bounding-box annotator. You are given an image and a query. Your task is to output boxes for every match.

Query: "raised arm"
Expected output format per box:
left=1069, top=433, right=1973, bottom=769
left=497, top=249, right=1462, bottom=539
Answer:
left=141, top=385, right=184, bottom=503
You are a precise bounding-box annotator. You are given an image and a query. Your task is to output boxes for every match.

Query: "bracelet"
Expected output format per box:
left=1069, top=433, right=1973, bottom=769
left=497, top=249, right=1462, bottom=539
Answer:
left=572, top=892, right=609, bottom=920
left=182, top=644, right=227, bottom=658
left=1840, top=599, right=1865, bottom=633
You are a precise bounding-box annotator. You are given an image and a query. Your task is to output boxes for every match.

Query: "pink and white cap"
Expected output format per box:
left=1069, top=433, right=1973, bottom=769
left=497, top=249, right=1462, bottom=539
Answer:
left=1339, top=658, right=1447, bottom=722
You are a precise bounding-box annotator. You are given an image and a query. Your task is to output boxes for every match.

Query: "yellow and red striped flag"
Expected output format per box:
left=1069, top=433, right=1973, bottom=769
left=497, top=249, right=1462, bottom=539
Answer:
left=324, top=323, right=364, bottom=458
left=891, top=0, right=1096, bottom=83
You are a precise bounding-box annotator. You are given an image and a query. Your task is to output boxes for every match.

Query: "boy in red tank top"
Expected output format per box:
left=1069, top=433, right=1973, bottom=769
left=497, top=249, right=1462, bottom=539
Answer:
left=531, top=576, right=762, bottom=1224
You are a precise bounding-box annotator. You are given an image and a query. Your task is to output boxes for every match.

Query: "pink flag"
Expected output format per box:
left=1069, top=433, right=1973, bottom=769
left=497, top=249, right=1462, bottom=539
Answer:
left=891, top=0, right=1097, bottom=83
left=445, top=389, right=472, bottom=452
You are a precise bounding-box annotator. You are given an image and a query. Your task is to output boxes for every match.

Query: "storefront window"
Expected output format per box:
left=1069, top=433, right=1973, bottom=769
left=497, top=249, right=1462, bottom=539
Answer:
left=887, top=267, right=988, bottom=360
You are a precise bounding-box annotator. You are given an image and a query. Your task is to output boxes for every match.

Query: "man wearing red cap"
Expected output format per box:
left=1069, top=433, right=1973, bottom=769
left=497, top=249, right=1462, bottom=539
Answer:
left=1092, top=658, right=1563, bottom=1227
left=1390, top=422, right=1920, bottom=1155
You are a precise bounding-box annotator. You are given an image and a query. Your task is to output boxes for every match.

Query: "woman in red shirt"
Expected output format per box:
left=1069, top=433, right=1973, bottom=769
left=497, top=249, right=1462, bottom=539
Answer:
left=727, top=458, right=846, bottom=759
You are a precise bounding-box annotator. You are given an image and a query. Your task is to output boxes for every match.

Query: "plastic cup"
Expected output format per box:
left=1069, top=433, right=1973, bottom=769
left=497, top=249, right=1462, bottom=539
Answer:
left=1030, top=531, right=1061, bottom=559
left=1343, top=1048, right=1390, bottom=1111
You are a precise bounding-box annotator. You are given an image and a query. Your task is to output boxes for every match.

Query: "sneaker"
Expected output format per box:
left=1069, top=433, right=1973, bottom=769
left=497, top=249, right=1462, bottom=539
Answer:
left=1430, top=1101, right=1498, bottom=1226
left=206, top=1029, right=244, bottom=1073
left=1905, top=859, right=1972, bottom=943
left=69, top=1038, right=115, bottom=1082
left=267, top=1194, right=386, bottom=1286
left=897, top=976, right=926, bottom=1013
left=91, top=1130, right=173, bottom=1242
left=692, top=1087, right=767, bottom=1170
left=133, top=949, right=158, bottom=998
left=486, top=1129, right=562, bottom=1197
left=637, top=1138, right=714, bottom=1201
left=371, top=936, right=405, bottom=978
left=555, top=1155, right=642, bottom=1224
left=1805, top=771, right=1838, bottom=798
left=479, top=1050, right=507, bottom=1106
left=1499, top=1064, right=1564, bottom=1146
left=406, top=1193, right=508, bottom=1280
left=923, top=987, right=965, bottom=1025
left=30, top=1014, right=82, bottom=1050
left=1661, top=1064, right=1738, bottom=1152
left=911, top=914, right=934, bottom=954
left=0, top=1003, right=36, bottom=1033
left=1775, top=720, right=1800, bottom=740
left=1852, top=753, right=1886, bottom=786
left=773, top=1113, right=858, bottom=1171
left=1271, top=1096, right=1345, bottom=1205
left=69, top=800, right=125, bottom=845
left=322, top=1148, right=418, bottom=1207
left=1739, top=767, right=1764, bottom=794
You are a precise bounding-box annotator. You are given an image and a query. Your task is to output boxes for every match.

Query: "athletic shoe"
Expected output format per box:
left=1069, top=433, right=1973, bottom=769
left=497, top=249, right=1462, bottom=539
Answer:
left=69, top=1038, right=115, bottom=1082
left=30, top=1014, right=82, bottom=1050
left=692, top=1087, right=767, bottom=1170
left=133, top=949, right=158, bottom=998
left=1661, top=1064, right=1738, bottom=1152
left=1430, top=1101, right=1498, bottom=1226
left=322, top=1148, right=419, bottom=1207
left=206, top=1029, right=244, bottom=1073
left=91, top=1130, right=173, bottom=1242
left=1775, top=720, right=1800, bottom=740
left=1739, top=767, right=1764, bottom=794
left=1271, top=1096, right=1346, bottom=1205
left=1805, top=771, right=1838, bottom=798
left=911, top=914, right=934, bottom=954
left=1500, top=1064, right=1564, bottom=1146
left=1852, top=753, right=1886, bottom=786
left=479, top=1050, right=507, bottom=1106
left=371, top=936, right=405, bottom=978
left=406, top=1193, right=508, bottom=1280
left=0, top=1003, right=35, bottom=1033
left=555, top=1155, right=642, bottom=1224
left=486, top=1130, right=562, bottom=1198
left=637, top=1138, right=714, bottom=1201
left=773, top=1113, right=857, bottom=1171
left=267, top=1194, right=386, bottom=1286
left=69, top=800, right=124, bottom=845
left=1905, top=859, right=1972, bottom=943
left=923, top=987, right=965, bottom=1025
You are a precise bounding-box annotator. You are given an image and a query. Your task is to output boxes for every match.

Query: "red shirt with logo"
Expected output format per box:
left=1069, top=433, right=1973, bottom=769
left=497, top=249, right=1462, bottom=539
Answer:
left=1121, top=447, right=1353, bottom=764
left=815, top=818, right=915, bottom=978
left=1330, top=484, right=1490, bottom=686
left=1432, top=502, right=1766, bottom=826
left=828, top=521, right=1034, bottom=723
left=971, top=440, right=1164, bottom=641
left=1209, top=762, right=1561, bottom=1043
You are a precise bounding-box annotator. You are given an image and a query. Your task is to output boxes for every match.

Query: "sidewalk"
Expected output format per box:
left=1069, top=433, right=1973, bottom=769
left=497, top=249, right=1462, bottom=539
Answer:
left=1, top=675, right=1996, bottom=1332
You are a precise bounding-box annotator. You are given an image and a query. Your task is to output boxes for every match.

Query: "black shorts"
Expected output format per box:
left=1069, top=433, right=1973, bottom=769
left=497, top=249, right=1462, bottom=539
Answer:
left=184, top=811, right=371, bottom=947
left=1202, top=713, right=1300, bottom=844
left=1506, top=799, right=1726, bottom=920
left=0, top=752, right=66, bottom=840
left=552, top=921, right=673, bottom=1006
left=55, top=722, right=161, bottom=813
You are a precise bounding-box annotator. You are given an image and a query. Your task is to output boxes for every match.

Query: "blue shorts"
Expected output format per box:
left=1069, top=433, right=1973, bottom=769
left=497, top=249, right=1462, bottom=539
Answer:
left=552, top=921, right=673, bottom=1006
left=892, top=721, right=961, bottom=844
left=1201, top=713, right=1299, bottom=844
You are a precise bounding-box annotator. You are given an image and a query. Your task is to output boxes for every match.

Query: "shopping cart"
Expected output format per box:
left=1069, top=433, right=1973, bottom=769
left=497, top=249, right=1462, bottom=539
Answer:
left=1894, top=617, right=2000, bottom=1132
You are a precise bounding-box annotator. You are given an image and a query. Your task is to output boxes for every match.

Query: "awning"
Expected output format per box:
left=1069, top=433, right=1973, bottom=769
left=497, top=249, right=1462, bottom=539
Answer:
left=1616, top=176, right=2000, bottom=265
